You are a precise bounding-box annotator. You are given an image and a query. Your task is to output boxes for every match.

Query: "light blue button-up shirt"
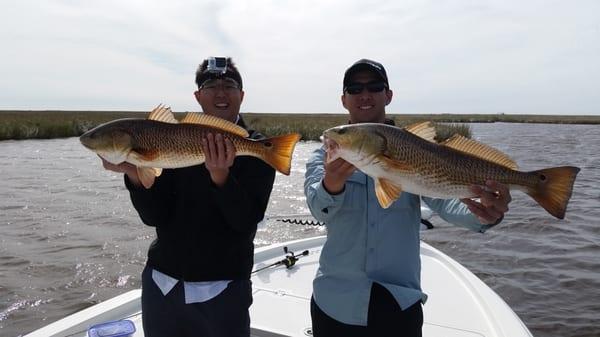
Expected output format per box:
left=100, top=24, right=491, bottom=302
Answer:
left=304, top=147, right=494, bottom=326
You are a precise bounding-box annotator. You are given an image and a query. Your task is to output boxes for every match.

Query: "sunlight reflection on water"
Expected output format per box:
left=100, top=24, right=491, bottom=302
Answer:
left=1, top=124, right=599, bottom=337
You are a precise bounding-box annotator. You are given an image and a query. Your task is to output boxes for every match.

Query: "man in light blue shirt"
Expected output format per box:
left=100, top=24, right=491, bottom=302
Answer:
left=304, top=59, right=512, bottom=337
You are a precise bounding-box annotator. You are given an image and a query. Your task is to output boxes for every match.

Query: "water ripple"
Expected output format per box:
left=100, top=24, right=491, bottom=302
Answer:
left=1, top=126, right=600, bottom=337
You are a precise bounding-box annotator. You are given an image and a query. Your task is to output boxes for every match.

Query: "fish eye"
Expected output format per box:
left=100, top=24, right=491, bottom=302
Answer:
left=338, top=128, right=347, bottom=135
left=539, top=174, right=547, bottom=181
left=264, top=141, right=273, bottom=147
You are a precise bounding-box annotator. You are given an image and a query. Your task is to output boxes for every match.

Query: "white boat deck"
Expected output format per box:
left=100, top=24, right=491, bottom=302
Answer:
left=250, top=236, right=531, bottom=337
left=24, top=236, right=532, bottom=337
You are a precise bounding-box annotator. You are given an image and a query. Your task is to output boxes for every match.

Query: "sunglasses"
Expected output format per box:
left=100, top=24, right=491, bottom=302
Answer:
left=344, top=82, right=387, bottom=95
left=200, top=78, right=240, bottom=91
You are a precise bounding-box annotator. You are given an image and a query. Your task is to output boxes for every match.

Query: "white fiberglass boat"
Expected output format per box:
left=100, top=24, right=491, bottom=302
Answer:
left=24, top=235, right=532, bottom=337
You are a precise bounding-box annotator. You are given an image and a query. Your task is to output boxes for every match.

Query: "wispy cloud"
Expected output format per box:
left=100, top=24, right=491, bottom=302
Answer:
left=1, top=0, right=598, bottom=114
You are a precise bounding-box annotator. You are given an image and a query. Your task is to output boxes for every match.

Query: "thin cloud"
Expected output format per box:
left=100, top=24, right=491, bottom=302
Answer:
left=1, top=0, right=598, bottom=114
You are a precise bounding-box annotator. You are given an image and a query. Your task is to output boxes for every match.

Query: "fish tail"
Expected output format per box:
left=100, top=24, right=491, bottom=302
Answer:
left=259, top=133, right=302, bottom=175
left=525, top=166, right=580, bottom=219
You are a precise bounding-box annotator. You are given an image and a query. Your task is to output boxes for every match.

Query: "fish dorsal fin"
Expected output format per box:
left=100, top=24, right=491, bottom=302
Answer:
left=180, top=112, right=249, bottom=138
left=374, top=178, right=403, bottom=209
left=441, top=134, right=518, bottom=170
left=148, top=104, right=178, bottom=124
left=404, top=121, right=436, bottom=142
left=180, top=111, right=205, bottom=124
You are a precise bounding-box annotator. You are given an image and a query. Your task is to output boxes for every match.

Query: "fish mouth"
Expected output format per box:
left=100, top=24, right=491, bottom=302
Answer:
left=79, top=132, right=94, bottom=150
left=322, top=136, right=339, bottom=152
left=322, top=136, right=342, bottom=163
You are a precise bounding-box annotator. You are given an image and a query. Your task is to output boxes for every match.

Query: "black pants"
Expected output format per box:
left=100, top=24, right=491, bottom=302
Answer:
left=141, top=266, right=252, bottom=337
left=311, top=282, right=423, bottom=337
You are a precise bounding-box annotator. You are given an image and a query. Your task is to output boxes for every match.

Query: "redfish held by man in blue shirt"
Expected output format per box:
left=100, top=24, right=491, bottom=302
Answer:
left=323, top=121, right=580, bottom=219
left=80, top=105, right=301, bottom=188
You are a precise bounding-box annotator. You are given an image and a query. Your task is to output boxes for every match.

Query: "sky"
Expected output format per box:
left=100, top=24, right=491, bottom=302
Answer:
left=1, top=0, right=599, bottom=115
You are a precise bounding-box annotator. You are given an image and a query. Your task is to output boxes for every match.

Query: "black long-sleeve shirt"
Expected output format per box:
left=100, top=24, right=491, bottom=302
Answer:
left=125, top=121, right=276, bottom=281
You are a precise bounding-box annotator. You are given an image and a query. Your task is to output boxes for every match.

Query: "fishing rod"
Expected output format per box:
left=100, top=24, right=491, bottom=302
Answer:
left=251, top=246, right=309, bottom=274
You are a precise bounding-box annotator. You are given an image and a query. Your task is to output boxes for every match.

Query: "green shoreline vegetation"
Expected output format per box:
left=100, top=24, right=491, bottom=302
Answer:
left=1, top=110, right=599, bottom=142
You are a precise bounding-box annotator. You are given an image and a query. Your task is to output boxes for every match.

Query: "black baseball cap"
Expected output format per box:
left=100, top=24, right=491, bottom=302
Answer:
left=195, top=57, right=243, bottom=90
left=343, top=59, right=389, bottom=91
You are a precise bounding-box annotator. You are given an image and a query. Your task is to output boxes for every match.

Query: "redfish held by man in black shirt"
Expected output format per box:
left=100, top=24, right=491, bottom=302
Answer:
left=80, top=104, right=301, bottom=188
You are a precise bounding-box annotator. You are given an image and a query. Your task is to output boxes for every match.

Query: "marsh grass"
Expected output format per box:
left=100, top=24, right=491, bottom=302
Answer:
left=1, top=110, right=598, bottom=141
left=0, top=111, right=148, bottom=140
left=243, top=113, right=348, bottom=141
left=243, top=113, right=474, bottom=141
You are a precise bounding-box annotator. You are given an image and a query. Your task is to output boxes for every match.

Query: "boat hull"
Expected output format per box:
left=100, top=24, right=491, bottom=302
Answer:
left=24, top=236, right=532, bottom=337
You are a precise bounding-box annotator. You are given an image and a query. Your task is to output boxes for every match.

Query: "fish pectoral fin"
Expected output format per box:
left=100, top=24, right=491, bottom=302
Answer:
left=136, top=167, right=158, bottom=189
left=441, top=134, right=518, bottom=170
left=147, top=104, right=178, bottom=124
left=375, top=178, right=403, bottom=209
left=180, top=112, right=249, bottom=138
left=404, top=121, right=436, bottom=142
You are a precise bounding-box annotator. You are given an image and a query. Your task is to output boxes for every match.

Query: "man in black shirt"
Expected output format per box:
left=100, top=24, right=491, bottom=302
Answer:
left=101, top=57, right=275, bottom=337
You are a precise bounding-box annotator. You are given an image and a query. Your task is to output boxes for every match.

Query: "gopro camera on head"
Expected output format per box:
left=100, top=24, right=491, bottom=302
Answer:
left=207, top=57, right=228, bottom=75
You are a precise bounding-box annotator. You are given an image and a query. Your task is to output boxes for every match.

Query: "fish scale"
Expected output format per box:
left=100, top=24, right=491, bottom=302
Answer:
left=323, top=122, right=579, bottom=219
left=94, top=120, right=270, bottom=168
left=377, top=125, right=539, bottom=197
left=80, top=107, right=301, bottom=189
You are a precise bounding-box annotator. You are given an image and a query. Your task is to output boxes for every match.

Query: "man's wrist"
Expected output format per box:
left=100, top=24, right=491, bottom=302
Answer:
left=322, top=178, right=344, bottom=195
left=489, top=214, right=504, bottom=226
left=209, top=168, right=229, bottom=187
